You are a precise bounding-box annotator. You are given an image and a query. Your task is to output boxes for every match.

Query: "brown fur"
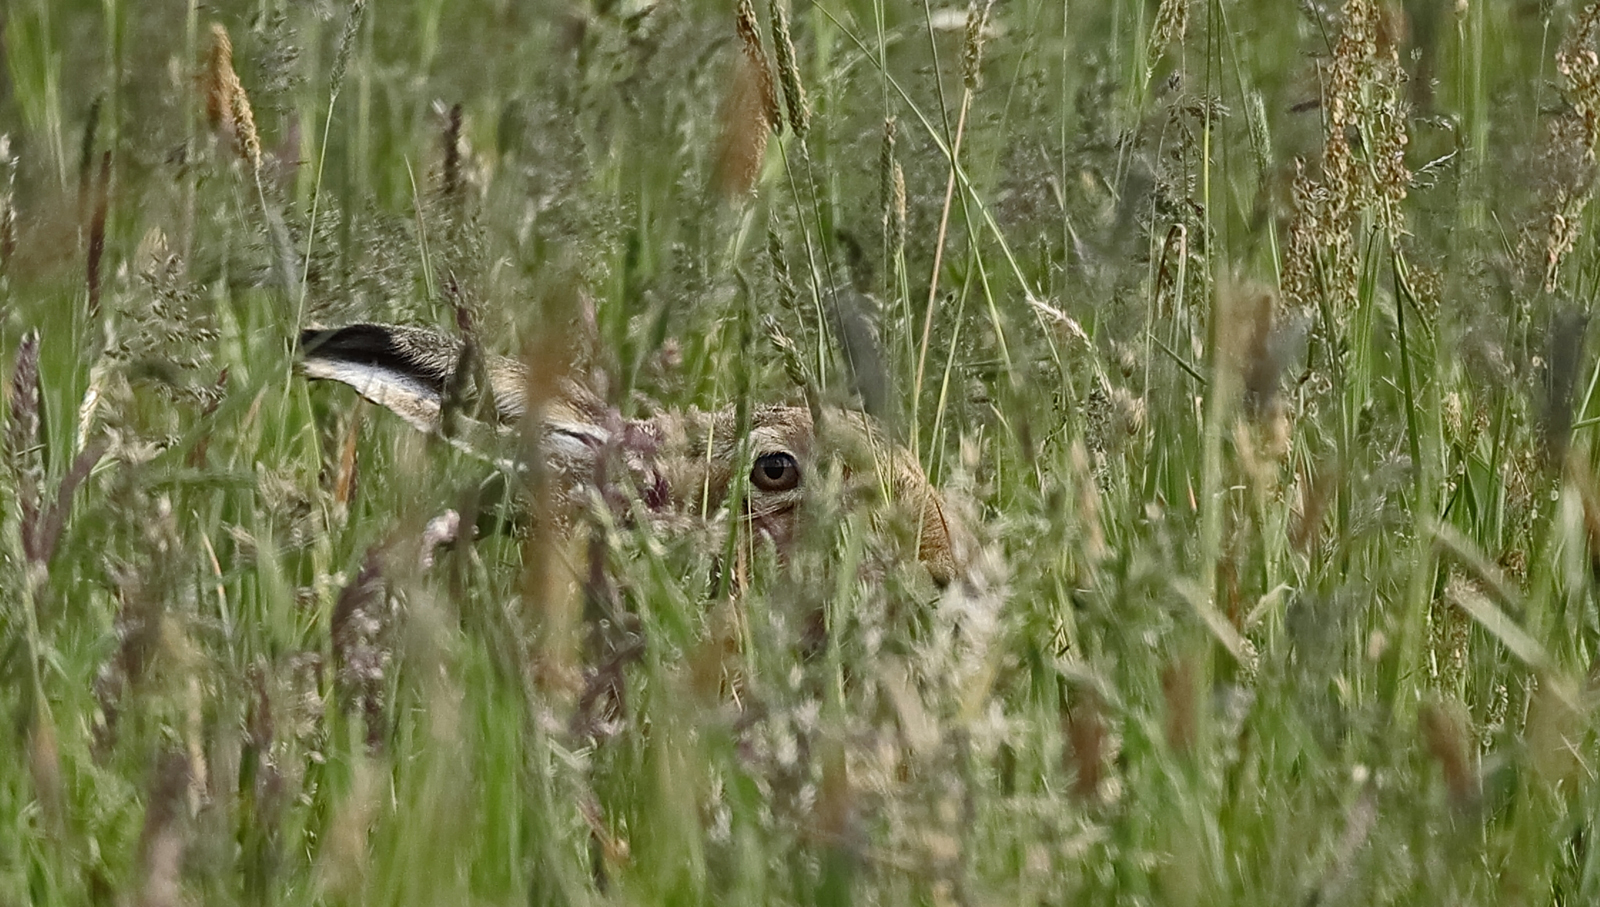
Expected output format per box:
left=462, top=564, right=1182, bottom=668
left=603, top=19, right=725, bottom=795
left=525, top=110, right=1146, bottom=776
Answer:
left=299, top=324, right=967, bottom=585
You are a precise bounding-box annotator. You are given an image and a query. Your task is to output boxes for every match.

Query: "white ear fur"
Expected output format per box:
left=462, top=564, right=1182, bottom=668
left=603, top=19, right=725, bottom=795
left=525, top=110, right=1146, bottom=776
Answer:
left=299, top=354, right=443, bottom=434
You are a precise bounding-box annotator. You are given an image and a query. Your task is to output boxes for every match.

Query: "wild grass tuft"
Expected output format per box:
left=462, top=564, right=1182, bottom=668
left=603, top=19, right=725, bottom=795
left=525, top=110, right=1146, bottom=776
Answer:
left=5, top=0, right=1600, bottom=903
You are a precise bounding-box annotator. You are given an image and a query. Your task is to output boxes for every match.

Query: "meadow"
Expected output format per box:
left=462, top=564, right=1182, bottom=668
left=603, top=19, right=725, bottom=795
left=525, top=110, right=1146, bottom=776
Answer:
left=3, top=0, right=1599, bottom=903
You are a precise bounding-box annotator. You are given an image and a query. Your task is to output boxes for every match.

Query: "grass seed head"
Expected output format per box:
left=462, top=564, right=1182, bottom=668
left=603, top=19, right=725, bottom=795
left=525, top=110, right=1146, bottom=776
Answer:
left=6, top=331, right=43, bottom=559
left=229, top=82, right=262, bottom=178
left=769, top=0, right=809, bottom=138
left=962, top=0, right=998, bottom=91
left=767, top=226, right=798, bottom=310
left=330, top=0, right=367, bottom=100
left=1146, top=0, right=1189, bottom=70
left=736, top=0, right=781, bottom=132
left=205, top=23, right=262, bottom=178
left=1283, top=0, right=1411, bottom=314
left=440, top=102, right=464, bottom=203
left=879, top=117, right=897, bottom=219
left=880, top=118, right=906, bottom=266
left=763, top=313, right=820, bottom=421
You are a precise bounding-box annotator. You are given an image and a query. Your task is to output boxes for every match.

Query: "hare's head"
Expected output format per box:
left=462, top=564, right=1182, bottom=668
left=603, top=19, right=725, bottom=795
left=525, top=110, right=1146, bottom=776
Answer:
left=299, top=323, right=967, bottom=585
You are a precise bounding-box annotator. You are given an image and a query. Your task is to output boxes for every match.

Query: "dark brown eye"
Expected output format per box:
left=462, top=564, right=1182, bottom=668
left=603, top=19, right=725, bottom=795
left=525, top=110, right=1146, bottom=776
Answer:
left=751, top=452, right=801, bottom=492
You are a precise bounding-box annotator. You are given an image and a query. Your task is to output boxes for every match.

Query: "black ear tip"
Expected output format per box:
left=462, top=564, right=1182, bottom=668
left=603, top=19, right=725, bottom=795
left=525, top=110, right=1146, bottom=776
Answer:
left=299, top=323, right=400, bottom=355
left=298, top=327, right=337, bottom=354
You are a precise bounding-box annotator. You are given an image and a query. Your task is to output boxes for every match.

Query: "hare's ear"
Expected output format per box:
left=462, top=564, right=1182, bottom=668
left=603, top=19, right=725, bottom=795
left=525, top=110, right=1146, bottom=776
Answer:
left=299, top=324, right=457, bottom=433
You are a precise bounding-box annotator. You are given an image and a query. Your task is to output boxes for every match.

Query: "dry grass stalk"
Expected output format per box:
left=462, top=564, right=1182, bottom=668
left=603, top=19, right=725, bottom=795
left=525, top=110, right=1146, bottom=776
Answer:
left=1228, top=284, right=1300, bottom=459
left=768, top=0, right=809, bottom=138
left=1063, top=686, right=1107, bottom=802
left=1161, top=655, right=1199, bottom=755
left=313, top=756, right=377, bottom=899
left=1069, top=441, right=1107, bottom=566
left=27, top=711, right=64, bottom=832
left=331, top=547, right=392, bottom=752
left=515, top=304, right=589, bottom=699
left=1524, top=673, right=1585, bottom=785
left=1289, top=459, right=1336, bottom=556
left=713, top=63, right=770, bottom=198
left=1280, top=0, right=1411, bottom=316
left=917, top=0, right=994, bottom=398
left=1324, top=0, right=1411, bottom=221
left=879, top=116, right=897, bottom=216
left=889, top=162, right=906, bottom=261
left=1533, top=3, right=1600, bottom=291
left=1418, top=696, right=1477, bottom=807
left=1279, top=161, right=1324, bottom=316
left=1540, top=309, right=1589, bottom=466
left=333, top=409, right=361, bottom=519
left=134, top=753, right=193, bottom=907
left=33, top=439, right=108, bottom=568
left=93, top=571, right=169, bottom=756
left=1427, top=582, right=1470, bottom=693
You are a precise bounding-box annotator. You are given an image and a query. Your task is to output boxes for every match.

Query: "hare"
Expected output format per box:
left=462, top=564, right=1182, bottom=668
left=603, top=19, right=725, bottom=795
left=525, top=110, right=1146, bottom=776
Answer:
left=299, top=323, right=966, bottom=585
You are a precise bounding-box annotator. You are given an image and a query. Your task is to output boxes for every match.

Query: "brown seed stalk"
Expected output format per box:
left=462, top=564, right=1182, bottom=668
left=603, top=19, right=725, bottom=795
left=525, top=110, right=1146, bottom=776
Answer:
left=205, top=23, right=262, bottom=178
left=86, top=151, right=110, bottom=321
left=204, top=24, right=239, bottom=131
left=715, top=0, right=780, bottom=198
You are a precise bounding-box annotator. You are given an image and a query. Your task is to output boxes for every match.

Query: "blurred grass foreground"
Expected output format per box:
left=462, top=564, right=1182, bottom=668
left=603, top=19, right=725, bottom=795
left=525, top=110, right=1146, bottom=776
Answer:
left=5, top=0, right=1600, bottom=903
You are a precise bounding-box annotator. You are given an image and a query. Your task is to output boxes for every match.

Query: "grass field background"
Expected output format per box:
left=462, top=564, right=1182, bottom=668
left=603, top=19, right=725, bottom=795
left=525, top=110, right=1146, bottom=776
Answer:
left=4, top=0, right=1600, bottom=903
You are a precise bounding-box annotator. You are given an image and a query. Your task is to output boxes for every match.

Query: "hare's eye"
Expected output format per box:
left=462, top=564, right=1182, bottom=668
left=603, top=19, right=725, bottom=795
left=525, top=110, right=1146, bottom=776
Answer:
left=751, top=452, right=801, bottom=492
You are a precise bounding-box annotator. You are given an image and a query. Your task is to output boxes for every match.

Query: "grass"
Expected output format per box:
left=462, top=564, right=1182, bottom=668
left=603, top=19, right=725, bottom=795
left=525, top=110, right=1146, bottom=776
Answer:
left=3, top=0, right=1600, bottom=903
